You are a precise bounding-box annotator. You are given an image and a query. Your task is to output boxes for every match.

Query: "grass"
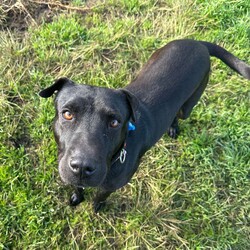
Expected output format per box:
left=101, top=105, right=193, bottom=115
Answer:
left=0, top=0, right=250, bottom=249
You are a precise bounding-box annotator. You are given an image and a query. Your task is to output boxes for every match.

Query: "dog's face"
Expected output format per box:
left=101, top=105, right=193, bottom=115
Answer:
left=39, top=78, right=138, bottom=188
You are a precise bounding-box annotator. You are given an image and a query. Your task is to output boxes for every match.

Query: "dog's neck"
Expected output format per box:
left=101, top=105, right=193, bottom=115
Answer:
left=111, top=121, right=136, bottom=166
left=111, top=141, right=127, bottom=165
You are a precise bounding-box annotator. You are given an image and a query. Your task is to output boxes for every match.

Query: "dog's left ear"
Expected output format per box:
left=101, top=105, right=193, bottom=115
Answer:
left=39, top=77, right=74, bottom=98
left=120, top=89, right=139, bottom=122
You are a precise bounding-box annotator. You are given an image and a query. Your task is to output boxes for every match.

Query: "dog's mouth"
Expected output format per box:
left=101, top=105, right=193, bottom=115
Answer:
left=59, top=166, right=107, bottom=188
left=58, top=156, right=108, bottom=188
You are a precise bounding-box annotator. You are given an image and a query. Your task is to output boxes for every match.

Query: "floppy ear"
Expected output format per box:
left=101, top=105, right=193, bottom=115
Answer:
left=120, top=89, right=139, bottom=122
left=39, top=77, right=74, bottom=98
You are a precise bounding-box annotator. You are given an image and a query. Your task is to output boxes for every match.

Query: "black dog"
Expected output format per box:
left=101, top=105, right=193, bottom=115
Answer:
left=39, top=39, right=250, bottom=212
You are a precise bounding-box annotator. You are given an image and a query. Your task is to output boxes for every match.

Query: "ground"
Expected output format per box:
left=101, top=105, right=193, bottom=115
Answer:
left=0, top=0, right=250, bottom=249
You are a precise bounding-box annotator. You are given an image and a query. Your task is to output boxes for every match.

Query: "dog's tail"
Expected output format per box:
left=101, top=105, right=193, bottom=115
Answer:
left=199, top=41, right=250, bottom=80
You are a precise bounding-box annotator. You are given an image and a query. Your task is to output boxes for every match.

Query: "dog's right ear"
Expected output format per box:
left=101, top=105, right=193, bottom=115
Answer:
left=39, top=77, right=74, bottom=98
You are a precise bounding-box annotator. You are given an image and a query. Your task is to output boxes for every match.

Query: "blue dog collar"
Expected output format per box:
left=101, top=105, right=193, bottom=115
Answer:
left=128, top=122, right=136, bottom=131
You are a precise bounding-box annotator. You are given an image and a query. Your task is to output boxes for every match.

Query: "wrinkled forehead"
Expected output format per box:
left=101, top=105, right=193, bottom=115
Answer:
left=55, top=84, right=127, bottom=114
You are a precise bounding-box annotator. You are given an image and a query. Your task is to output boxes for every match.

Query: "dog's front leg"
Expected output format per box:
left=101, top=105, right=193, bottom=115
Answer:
left=93, top=189, right=113, bottom=213
left=168, top=117, right=180, bottom=139
left=69, top=187, right=85, bottom=206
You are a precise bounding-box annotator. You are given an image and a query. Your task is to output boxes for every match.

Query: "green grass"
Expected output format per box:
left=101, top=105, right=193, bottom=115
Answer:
left=0, top=0, right=250, bottom=249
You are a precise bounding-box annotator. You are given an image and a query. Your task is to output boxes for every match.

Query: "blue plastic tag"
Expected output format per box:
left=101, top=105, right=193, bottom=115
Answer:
left=128, top=122, right=136, bottom=131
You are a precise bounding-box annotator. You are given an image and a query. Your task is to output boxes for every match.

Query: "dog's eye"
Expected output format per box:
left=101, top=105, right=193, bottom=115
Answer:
left=62, top=111, right=74, bottom=120
left=109, top=119, right=119, bottom=128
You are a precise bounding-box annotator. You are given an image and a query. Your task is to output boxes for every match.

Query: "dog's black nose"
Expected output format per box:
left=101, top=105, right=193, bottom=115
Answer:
left=69, top=158, right=96, bottom=177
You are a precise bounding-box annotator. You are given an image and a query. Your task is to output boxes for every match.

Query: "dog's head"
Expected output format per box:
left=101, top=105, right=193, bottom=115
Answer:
left=39, top=77, right=138, bottom=188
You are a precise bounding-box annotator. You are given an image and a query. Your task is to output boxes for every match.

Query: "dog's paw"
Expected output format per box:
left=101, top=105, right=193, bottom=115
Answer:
left=69, top=192, right=84, bottom=206
left=168, top=126, right=179, bottom=139
left=93, top=201, right=106, bottom=213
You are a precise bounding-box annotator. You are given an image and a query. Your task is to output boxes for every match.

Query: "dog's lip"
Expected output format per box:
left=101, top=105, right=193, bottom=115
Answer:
left=67, top=169, right=107, bottom=188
